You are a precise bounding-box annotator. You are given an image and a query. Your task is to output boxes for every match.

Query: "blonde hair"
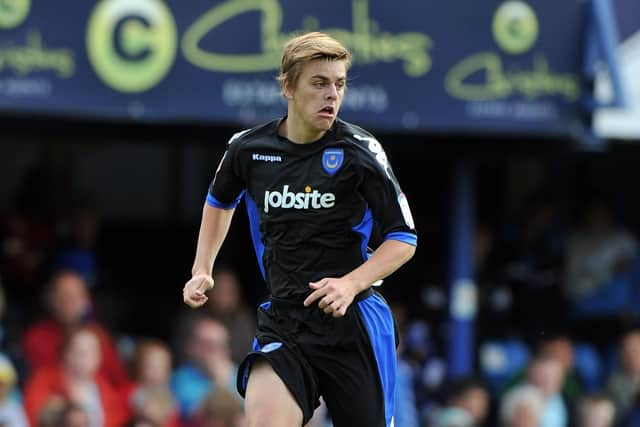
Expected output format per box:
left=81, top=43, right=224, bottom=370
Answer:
left=278, top=32, right=352, bottom=94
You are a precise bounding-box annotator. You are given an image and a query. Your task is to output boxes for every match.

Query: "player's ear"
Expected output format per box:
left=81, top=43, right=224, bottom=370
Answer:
left=283, top=78, right=294, bottom=100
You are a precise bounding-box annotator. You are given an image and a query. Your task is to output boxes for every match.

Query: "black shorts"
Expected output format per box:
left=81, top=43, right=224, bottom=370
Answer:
left=237, top=289, right=398, bottom=426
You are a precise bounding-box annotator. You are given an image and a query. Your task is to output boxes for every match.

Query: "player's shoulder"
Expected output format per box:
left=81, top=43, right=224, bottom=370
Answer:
left=337, top=119, right=386, bottom=156
left=226, top=119, right=279, bottom=148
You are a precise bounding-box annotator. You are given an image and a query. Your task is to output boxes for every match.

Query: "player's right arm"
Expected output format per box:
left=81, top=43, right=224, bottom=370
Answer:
left=183, top=204, right=235, bottom=308
left=183, top=132, right=247, bottom=308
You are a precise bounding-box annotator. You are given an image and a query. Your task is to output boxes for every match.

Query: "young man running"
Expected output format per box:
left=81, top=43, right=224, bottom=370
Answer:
left=183, top=32, right=417, bottom=427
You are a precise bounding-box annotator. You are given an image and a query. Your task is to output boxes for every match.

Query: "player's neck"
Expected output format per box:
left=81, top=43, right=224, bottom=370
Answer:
left=280, top=113, right=326, bottom=144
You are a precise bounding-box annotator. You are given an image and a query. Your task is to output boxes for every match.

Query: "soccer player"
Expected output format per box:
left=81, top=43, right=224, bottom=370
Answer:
left=183, top=32, right=417, bottom=427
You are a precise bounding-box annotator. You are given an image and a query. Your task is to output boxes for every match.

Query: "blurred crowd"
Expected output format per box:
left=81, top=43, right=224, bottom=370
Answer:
left=0, top=264, right=254, bottom=427
left=391, top=189, right=640, bottom=427
left=3, top=160, right=640, bottom=427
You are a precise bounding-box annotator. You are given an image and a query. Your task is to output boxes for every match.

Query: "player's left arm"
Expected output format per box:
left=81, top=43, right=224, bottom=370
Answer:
left=304, top=135, right=417, bottom=317
left=304, top=240, right=415, bottom=317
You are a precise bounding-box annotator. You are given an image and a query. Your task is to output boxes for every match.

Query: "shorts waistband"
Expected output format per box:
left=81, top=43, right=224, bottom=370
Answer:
left=269, top=287, right=375, bottom=309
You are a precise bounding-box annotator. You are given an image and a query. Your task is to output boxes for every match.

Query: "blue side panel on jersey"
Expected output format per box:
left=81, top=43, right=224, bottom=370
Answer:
left=385, top=231, right=418, bottom=246
left=245, top=193, right=266, bottom=279
left=206, top=190, right=245, bottom=209
left=358, top=294, right=397, bottom=426
left=353, top=207, right=373, bottom=261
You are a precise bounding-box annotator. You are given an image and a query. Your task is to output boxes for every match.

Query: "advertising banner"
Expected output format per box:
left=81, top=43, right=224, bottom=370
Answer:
left=0, top=0, right=589, bottom=136
left=594, top=0, right=640, bottom=139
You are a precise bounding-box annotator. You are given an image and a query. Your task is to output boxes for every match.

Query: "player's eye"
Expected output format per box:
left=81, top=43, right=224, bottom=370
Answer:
left=313, top=81, right=326, bottom=88
left=336, top=81, right=345, bottom=90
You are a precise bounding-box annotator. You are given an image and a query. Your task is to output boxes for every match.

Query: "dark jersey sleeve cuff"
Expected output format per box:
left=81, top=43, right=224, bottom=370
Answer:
left=206, top=191, right=245, bottom=210
left=384, top=231, right=417, bottom=246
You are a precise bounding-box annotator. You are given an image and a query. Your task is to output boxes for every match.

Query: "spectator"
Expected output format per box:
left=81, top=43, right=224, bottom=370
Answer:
left=402, top=320, right=447, bottom=424
left=622, top=391, right=640, bottom=427
left=24, top=327, right=129, bottom=427
left=171, top=316, right=238, bottom=420
left=474, top=224, right=515, bottom=341
left=537, top=334, right=583, bottom=405
left=35, top=396, right=67, bottom=427
left=565, top=196, right=639, bottom=345
left=525, top=354, right=568, bottom=427
left=0, top=210, right=54, bottom=296
left=504, top=334, right=582, bottom=413
left=431, top=377, right=489, bottom=427
left=187, top=388, right=245, bottom=427
left=500, top=384, right=545, bottom=427
left=390, top=303, right=419, bottom=427
left=0, top=278, right=5, bottom=329
left=55, top=403, right=91, bottom=427
left=203, top=268, right=255, bottom=364
left=394, top=358, right=419, bottom=427
left=128, top=339, right=179, bottom=427
left=0, top=275, right=31, bottom=386
left=0, top=353, right=28, bottom=427
left=52, top=206, right=100, bottom=288
left=21, top=270, right=130, bottom=390
left=606, top=327, right=640, bottom=423
left=501, top=192, right=566, bottom=341
left=578, top=394, right=615, bottom=427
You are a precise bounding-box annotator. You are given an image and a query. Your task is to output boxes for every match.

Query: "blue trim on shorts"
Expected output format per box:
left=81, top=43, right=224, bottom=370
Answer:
left=259, top=301, right=271, bottom=310
left=384, top=231, right=417, bottom=246
left=353, top=207, right=373, bottom=261
left=358, top=294, right=396, bottom=426
left=206, top=191, right=245, bottom=209
left=240, top=302, right=272, bottom=391
left=245, top=193, right=266, bottom=279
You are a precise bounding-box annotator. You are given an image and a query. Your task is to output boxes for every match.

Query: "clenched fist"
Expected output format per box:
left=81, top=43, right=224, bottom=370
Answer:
left=183, top=274, right=214, bottom=308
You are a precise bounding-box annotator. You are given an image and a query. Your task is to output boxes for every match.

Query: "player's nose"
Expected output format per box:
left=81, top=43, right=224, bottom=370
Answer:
left=325, top=84, right=339, bottom=100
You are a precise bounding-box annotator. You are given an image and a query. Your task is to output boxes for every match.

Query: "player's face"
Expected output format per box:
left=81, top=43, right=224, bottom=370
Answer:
left=285, top=59, right=347, bottom=140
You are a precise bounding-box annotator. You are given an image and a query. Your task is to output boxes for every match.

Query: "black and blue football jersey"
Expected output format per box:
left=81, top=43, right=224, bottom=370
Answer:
left=208, top=117, right=417, bottom=301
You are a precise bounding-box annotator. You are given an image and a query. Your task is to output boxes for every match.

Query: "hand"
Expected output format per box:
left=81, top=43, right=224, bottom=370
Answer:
left=303, top=277, right=359, bottom=317
left=183, top=274, right=214, bottom=308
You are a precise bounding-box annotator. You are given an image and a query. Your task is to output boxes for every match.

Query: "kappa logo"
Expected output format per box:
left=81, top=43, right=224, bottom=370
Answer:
left=252, top=153, right=282, bottom=163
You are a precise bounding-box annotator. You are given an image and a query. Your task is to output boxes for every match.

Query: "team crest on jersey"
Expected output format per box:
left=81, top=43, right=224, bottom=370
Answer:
left=322, top=149, right=344, bottom=176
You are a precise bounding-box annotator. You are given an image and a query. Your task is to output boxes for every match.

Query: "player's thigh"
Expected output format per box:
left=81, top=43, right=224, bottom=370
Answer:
left=319, top=357, right=386, bottom=427
left=245, top=357, right=303, bottom=427
left=316, top=296, right=396, bottom=427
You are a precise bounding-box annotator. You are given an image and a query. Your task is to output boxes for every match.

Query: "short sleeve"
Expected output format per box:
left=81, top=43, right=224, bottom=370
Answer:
left=357, top=135, right=417, bottom=246
left=207, top=133, right=247, bottom=209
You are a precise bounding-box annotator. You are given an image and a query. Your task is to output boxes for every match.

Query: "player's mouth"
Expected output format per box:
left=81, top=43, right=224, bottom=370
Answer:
left=318, top=106, right=335, bottom=119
